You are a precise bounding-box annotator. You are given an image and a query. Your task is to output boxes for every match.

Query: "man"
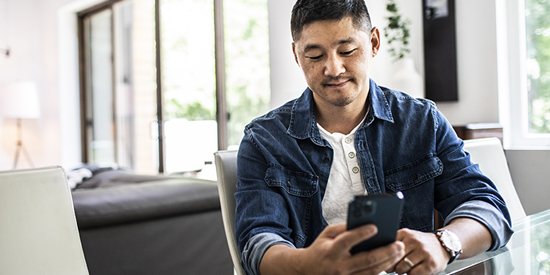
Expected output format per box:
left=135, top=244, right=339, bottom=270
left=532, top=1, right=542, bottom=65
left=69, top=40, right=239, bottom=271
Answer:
left=235, top=0, right=513, bottom=274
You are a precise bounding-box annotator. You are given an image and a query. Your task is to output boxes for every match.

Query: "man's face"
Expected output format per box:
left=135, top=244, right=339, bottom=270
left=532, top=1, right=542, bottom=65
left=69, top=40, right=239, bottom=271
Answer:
left=292, top=16, right=380, bottom=108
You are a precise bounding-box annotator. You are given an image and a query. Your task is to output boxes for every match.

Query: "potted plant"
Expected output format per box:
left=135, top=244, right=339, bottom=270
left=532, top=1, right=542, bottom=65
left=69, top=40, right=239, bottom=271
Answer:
left=383, top=0, right=424, bottom=98
left=384, top=0, right=411, bottom=61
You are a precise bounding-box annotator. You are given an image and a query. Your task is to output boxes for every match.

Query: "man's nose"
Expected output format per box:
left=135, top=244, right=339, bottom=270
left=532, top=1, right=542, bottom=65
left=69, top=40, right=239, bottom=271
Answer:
left=324, top=54, right=345, bottom=77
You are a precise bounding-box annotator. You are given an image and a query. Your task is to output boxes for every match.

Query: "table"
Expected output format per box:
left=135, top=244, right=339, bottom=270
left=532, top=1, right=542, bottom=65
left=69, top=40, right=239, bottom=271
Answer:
left=442, top=208, right=550, bottom=274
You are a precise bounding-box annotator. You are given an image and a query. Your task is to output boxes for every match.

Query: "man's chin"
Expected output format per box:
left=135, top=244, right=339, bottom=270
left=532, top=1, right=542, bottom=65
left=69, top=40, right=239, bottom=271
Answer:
left=325, top=94, right=355, bottom=107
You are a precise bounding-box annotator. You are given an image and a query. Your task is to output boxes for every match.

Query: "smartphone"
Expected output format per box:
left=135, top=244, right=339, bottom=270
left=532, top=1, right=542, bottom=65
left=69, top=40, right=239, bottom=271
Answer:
left=346, top=192, right=404, bottom=254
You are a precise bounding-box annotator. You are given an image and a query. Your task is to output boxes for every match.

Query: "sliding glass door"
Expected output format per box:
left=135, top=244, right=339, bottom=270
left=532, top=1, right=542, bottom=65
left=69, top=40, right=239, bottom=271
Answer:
left=81, top=0, right=158, bottom=174
left=85, top=8, right=116, bottom=164
left=79, top=0, right=270, bottom=176
left=159, top=0, right=218, bottom=175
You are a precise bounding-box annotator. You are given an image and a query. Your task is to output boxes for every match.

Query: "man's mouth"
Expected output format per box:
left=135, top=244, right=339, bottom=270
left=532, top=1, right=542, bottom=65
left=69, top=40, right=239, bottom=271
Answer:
left=323, top=79, right=351, bottom=88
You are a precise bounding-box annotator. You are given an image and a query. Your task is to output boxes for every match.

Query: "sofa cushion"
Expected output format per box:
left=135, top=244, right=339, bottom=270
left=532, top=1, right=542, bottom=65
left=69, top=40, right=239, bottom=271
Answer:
left=72, top=177, right=219, bottom=229
left=74, top=170, right=186, bottom=189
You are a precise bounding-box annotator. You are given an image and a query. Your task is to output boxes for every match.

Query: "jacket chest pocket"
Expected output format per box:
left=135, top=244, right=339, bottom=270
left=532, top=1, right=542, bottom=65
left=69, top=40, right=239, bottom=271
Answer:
left=384, top=154, right=443, bottom=231
left=265, top=164, right=318, bottom=197
left=384, top=154, right=443, bottom=192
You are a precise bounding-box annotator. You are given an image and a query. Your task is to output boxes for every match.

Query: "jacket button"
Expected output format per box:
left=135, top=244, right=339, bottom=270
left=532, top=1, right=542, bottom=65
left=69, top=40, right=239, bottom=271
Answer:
left=323, top=157, right=330, bottom=163
left=286, top=180, right=291, bottom=187
left=412, top=173, right=419, bottom=180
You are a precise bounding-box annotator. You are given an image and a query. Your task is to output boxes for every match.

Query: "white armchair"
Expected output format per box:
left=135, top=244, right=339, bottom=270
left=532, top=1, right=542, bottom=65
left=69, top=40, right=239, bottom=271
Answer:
left=214, top=150, right=245, bottom=275
left=463, top=138, right=526, bottom=221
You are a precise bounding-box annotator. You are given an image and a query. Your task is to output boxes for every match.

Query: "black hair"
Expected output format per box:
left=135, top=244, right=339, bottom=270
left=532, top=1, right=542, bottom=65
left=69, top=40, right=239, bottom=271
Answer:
left=291, top=0, right=372, bottom=42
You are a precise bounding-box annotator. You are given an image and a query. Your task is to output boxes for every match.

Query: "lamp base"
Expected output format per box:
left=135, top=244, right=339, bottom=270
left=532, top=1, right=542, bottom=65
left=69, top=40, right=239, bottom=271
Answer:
left=13, top=118, right=35, bottom=170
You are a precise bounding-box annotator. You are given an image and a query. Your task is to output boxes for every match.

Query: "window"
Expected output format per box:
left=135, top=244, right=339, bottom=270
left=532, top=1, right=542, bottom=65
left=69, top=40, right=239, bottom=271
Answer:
left=79, top=0, right=158, bottom=174
left=79, top=0, right=270, bottom=175
left=525, top=0, right=550, bottom=135
left=524, top=1, right=550, bottom=272
left=499, top=0, right=550, bottom=149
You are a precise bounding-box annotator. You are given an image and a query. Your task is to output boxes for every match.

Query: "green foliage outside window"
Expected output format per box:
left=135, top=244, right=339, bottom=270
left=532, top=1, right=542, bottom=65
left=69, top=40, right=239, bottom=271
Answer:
left=165, top=99, right=215, bottom=121
left=224, top=0, right=271, bottom=146
left=162, top=0, right=270, bottom=147
left=160, top=0, right=217, bottom=123
left=526, top=0, right=550, bottom=134
left=526, top=3, right=550, bottom=271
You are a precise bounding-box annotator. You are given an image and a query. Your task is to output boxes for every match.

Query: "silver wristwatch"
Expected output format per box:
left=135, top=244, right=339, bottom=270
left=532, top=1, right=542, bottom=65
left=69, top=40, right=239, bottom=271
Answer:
left=435, top=229, right=463, bottom=264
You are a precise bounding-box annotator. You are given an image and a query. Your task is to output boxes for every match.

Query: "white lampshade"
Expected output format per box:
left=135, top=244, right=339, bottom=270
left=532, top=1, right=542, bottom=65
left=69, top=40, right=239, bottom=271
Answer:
left=0, top=81, right=41, bottom=119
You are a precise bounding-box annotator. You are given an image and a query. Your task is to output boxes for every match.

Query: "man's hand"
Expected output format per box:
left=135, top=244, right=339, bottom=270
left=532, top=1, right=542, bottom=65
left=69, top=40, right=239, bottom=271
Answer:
left=260, top=224, right=405, bottom=275
left=391, top=218, right=493, bottom=275
left=391, top=228, right=449, bottom=275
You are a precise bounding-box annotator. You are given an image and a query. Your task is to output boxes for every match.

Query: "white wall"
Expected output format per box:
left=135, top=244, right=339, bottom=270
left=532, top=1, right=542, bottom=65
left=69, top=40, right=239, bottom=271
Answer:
left=0, top=0, right=104, bottom=171
left=267, top=0, right=305, bottom=109
left=437, top=0, right=500, bottom=125
left=0, top=0, right=54, bottom=170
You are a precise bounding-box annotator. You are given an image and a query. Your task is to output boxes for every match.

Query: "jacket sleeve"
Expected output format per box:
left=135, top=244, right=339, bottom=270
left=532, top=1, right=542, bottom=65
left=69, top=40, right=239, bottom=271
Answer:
left=235, top=128, right=296, bottom=274
left=432, top=106, right=513, bottom=250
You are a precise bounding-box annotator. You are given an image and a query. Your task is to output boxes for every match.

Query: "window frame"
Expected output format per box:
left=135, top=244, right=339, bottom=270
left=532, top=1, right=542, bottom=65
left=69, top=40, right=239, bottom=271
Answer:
left=77, top=1, right=118, bottom=165
left=498, top=0, right=550, bottom=149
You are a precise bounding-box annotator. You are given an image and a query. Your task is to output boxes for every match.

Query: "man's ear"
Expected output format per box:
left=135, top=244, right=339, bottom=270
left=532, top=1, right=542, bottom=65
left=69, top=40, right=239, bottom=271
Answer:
left=370, top=27, right=381, bottom=57
left=292, top=42, right=300, bottom=67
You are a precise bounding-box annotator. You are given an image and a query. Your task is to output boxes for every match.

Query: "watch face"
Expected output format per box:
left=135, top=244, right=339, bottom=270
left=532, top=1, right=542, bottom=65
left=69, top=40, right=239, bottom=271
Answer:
left=440, top=230, right=462, bottom=252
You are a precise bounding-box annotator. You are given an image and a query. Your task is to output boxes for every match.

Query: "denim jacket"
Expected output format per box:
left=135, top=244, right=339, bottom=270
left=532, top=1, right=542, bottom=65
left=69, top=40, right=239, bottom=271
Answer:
left=235, top=79, right=513, bottom=275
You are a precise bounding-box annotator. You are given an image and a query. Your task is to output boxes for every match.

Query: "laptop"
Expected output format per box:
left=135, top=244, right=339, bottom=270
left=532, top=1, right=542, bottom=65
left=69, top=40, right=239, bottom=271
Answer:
left=0, top=166, right=88, bottom=274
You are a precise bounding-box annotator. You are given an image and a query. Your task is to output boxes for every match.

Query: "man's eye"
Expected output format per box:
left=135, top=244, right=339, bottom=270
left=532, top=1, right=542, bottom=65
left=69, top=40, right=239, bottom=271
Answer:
left=341, top=49, right=356, bottom=55
left=306, top=55, right=323, bottom=60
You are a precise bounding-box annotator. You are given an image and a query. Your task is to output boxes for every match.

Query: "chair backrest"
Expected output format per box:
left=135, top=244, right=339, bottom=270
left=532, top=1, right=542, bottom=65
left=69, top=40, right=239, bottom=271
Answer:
left=214, top=150, right=245, bottom=275
left=0, top=166, right=88, bottom=275
left=463, top=138, right=526, bottom=221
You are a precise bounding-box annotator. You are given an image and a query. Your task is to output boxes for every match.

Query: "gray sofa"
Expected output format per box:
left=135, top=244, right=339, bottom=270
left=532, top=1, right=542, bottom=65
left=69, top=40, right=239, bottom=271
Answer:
left=71, top=170, right=233, bottom=275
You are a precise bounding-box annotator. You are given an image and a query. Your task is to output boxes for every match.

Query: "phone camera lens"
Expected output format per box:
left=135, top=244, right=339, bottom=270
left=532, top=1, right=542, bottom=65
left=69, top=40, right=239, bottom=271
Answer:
left=363, top=201, right=373, bottom=214
left=352, top=201, right=362, bottom=218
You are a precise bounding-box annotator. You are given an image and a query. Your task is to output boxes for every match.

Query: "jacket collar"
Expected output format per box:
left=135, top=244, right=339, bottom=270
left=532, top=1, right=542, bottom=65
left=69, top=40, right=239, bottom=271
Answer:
left=287, top=79, right=394, bottom=144
left=369, top=79, right=394, bottom=124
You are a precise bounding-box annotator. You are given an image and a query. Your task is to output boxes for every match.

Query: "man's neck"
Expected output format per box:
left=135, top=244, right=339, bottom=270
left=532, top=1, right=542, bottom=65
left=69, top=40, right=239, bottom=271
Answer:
left=314, top=95, right=369, bottom=135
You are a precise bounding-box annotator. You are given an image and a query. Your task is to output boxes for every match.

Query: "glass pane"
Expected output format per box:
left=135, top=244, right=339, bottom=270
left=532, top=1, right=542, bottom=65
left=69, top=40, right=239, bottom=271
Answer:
left=224, top=0, right=270, bottom=148
left=526, top=4, right=550, bottom=268
left=160, top=0, right=218, bottom=175
left=88, top=9, right=115, bottom=164
left=113, top=0, right=158, bottom=174
left=84, top=0, right=157, bottom=174
left=525, top=0, right=550, bottom=134
left=113, top=2, right=134, bottom=170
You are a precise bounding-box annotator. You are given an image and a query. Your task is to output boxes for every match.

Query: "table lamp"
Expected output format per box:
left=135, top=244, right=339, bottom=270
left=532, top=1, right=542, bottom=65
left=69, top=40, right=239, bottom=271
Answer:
left=0, top=81, right=41, bottom=169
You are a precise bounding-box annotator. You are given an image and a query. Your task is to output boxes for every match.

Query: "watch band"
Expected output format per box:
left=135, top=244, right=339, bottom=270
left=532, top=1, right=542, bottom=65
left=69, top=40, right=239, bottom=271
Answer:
left=435, top=229, right=463, bottom=264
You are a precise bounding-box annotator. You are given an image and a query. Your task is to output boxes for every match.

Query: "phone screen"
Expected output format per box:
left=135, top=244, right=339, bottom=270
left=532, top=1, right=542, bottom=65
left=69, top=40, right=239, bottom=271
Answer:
left=346, top=192, right=404, bottom=254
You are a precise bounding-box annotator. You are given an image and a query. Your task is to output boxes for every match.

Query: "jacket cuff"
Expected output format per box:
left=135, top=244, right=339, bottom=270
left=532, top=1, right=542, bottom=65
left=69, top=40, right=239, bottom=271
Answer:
left=241, top=232, right=295, bottom=275
left=444, top=200, right=514, bottom=250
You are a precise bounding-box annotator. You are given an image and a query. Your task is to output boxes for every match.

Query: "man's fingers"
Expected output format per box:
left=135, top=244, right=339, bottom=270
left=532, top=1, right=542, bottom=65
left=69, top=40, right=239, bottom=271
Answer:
left=319, top=224, right=348, bottom=238
left=334, top=224, right=378, bottom=251
left=349, top=241, right=405, bottom=273
left=396, top=228, right=414, bottom=241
